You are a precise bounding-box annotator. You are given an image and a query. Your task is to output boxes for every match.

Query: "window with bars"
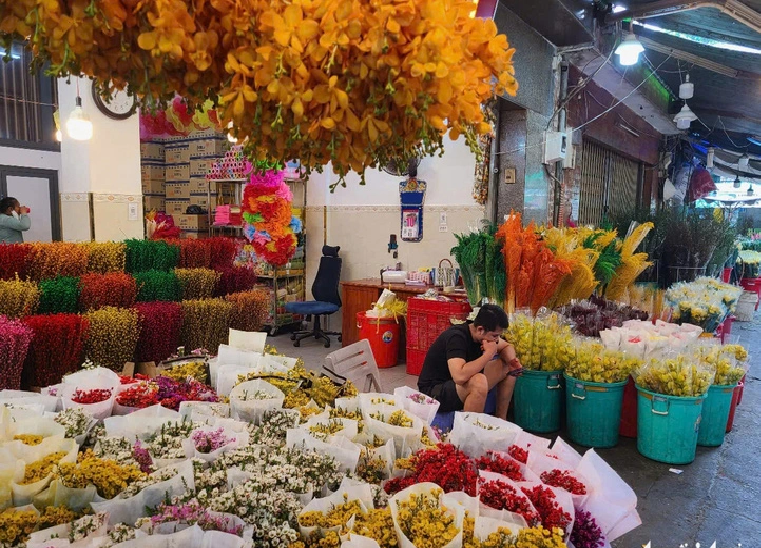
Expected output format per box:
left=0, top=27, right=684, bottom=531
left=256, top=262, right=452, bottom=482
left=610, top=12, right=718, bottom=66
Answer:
left=0, top=42, right=59, bottom=149
left=578, top=139, right=642, bottom=226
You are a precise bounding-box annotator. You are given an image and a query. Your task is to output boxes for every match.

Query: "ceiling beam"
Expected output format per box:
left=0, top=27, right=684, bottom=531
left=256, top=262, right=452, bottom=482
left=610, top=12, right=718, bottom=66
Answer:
left=694, top=107, right=761, bottom=126
left=610, top=0, right=761, bottom=34
left=637, top=36, right=749, bottom=78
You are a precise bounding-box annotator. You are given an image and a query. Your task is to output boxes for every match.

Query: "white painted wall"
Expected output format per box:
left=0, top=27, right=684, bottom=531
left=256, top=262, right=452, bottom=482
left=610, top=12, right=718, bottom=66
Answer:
left=0, top=147, right=61, bottom=173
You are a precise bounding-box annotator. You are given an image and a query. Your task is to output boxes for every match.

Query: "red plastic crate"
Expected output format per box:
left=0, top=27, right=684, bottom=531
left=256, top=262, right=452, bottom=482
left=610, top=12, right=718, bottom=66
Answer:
left=406, top=297, right=471, bottom=375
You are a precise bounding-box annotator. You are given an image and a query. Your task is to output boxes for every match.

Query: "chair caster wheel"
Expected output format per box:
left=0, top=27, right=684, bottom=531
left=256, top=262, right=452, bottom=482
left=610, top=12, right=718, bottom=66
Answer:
left=294, top=340, right=301, bottom=347
left=290, top=334, right=296, bottom=340
left=338, top=335, right=342, bottom=343
left=324, top=342, right=331, bottom=348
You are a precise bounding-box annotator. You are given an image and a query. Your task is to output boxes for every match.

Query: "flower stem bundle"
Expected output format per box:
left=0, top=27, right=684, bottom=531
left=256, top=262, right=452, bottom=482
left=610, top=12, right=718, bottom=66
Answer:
left=0, top=243, right=30, bottom=280
left=180, top=298, right=232, bottom=352
left=0, top=278, right=40, bottom=319
left=167, top=238, right=213, bottom=269
left=125, top=239, right=179, bottom=273
left=133, top=301, right=183, bottom=363
left=215, top=267, right=258, bottom=297
left=22, top=313, right=89, bottom=386
left=0, top=315, right=34, bottom=389
left=38, top=276, right=81, bottom=314
left=26, top=242, right=89, bottom=281
left=226, top=289, right=269, bottom=332
left=85, top=242, right=127, bottom=273
left=79, top=273, right=138, bottom=311
left=176, top=268, right=221, bottom=300
left=208, top=237, right=237, bottom=269
left=134, top=270, right=181, bottom=302
left=85, top=307, right=141, bottom=371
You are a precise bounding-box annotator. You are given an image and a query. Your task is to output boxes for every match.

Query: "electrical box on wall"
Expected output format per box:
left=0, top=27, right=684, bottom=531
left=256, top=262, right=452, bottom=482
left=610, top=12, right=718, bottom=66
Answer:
left=543, top=131, right=567, bottom=164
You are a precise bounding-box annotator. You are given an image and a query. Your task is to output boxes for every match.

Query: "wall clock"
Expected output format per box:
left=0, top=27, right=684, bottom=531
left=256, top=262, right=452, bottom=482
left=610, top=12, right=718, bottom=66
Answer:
left=91, top=81, right=137, bottom=121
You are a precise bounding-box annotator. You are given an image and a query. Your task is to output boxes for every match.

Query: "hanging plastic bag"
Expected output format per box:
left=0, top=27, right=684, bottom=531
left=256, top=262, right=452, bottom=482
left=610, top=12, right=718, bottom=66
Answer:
left=393, top=386, right=440, bottom=424
left=229, top=380, right=285, bottom=423
left=389, top=483, right=465, bottom=548
left=449, top=412, right=522, bottom=458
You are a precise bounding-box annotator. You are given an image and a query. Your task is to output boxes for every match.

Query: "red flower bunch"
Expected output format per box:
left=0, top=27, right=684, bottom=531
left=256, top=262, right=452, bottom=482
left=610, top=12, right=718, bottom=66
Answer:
left=164, top=239, right=212, bottom=269
left=571, top=509, right=604, bottom=548
left=79, top=273, right=137, bottom=311
left=116, top=382, right=159, bottom=408
left=507, top=445, right=528, bottom=464
left=0, top=244, right=30, bottom=280
left=540, top=469, right=587, bottom=496
left=214, top=267, right=258, bottom=297
left=478, top=479, right=540, bottom=525
left=71, top=388, right=112, bottom=404
left=521, top=485, right=572, bottom=532
left=22, top=313, right=89, bottom=387
left=384, top=444, right=478, bottom=496
left=133, top=302, right=183, bottom=364
left=120, top=375, right=137, bottom=385
left=476, top=451, right=524, bottom=482
left=208, top=237, right=236, bottom=270
left=154, top=375, right=219, bottom=411
left=0, top=315, right=34, bottom=390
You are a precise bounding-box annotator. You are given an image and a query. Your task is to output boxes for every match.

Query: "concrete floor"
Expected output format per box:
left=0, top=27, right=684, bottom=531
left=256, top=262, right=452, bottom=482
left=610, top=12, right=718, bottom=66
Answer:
left=270, top=317, right=760, bottom=547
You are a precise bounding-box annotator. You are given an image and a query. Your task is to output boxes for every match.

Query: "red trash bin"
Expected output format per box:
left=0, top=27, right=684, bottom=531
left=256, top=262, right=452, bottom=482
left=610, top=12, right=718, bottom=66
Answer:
left=357, top=312, right=400, bottom=368
left=619, top=376, right=638, bottom=438
left=726, top=382, right=742, bottom=433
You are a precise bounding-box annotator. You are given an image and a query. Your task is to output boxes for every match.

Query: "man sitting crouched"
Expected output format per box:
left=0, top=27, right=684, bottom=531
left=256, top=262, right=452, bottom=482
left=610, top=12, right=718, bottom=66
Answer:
left=418, top=304, right=521, bottom=419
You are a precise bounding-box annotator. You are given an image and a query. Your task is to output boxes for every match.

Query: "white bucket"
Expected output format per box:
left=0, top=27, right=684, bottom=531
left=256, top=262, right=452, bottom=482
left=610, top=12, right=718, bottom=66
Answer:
left=735, top=291, right=757, bottom=322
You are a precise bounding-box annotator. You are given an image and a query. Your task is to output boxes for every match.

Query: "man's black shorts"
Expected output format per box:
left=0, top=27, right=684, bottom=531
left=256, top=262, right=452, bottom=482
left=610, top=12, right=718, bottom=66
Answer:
left=428, top=380, right=464, bottom=413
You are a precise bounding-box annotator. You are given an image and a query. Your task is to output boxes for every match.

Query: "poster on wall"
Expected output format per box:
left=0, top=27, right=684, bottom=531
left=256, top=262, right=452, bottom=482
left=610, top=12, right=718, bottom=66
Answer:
left=400, top=179, right=426, bottom=242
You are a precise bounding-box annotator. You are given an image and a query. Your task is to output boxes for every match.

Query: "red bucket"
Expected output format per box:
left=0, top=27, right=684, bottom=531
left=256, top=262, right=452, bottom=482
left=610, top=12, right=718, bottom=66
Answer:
left=726, top=382, right=742, bottom=433
left=619, top=376, right=638, bottom=438
left=357, top=312, right=400, bottom=369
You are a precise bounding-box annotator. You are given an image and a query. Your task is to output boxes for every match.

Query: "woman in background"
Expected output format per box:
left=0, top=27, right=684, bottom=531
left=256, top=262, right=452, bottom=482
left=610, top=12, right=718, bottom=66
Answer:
left=0, top=197, right=31, bottom=243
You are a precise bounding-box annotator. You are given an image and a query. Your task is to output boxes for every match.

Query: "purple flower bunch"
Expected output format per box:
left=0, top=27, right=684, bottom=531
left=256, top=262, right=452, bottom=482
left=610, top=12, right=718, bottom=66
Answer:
left=192, top=427, right=236, bottom=453
left=570, top=508, right=605, bottom=548
left=150, top=500, right=244, bottom=536
left=154, top=375, right=219, bottom=411
left=0, top=314, right=34, bottom=389
left=133, top=440, right=153, bottom=473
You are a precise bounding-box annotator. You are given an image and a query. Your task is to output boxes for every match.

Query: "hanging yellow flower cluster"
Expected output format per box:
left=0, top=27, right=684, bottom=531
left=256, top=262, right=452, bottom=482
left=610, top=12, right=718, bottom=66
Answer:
left=0, top=0, right=517, bottom=180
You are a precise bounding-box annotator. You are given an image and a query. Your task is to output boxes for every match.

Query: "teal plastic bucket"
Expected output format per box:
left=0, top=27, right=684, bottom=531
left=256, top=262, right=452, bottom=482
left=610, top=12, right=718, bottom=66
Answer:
left=698, top=384, right=737, bottom=447
left=564, top=374, right=628, bottom=448
left=514, top=370, right=563, bottom=433
left=636, top=386, right=705, bottom=464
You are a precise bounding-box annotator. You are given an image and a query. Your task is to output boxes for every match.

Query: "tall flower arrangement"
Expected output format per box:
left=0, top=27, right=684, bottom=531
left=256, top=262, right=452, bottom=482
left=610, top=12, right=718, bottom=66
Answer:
left=175, top=268, right=221, bottom=300
left=79, top=273, right=138, bottom=311
left=180, top=298, right=233, bottom=352
left=134, top=302, right=183, bottom=364
left=134, top=271, right=181, bottom=302
left=85, top=242, right=127, bottom=273
left=0, top=315, right=34, bottom=389
left=85, top=307, right=140, bottom=371
left=226, top=290, right=270, bottom=333
left=26, top=243, right=89, bottom=280
left=0, top=244, right=30, bottom=280
left=242, top=170, right=299, bottom=266
left=38, top=276, right=81, bottom=314
left=22, top=314, right=89, bottom=386
left=125, top=240, right=180, bottom=273
left=0, top=0, right=517, bottom=181
left=215, top=267, right=258, bottom=297
left=0, top=278, right=40, bottom=319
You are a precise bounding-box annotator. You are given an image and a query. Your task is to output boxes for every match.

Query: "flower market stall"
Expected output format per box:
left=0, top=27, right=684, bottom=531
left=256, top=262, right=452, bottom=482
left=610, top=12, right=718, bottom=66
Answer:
left=0, top=337, right=641, bottom=548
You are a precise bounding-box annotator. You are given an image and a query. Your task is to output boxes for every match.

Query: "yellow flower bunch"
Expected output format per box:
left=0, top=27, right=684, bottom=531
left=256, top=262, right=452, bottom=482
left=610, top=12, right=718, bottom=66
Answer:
left=504, top=313, right=573, bottom=372
left=352, top=508, right=399, bottom=548
left=329, top=407, right=362, bottom=421
left=396, top=488, right=459, bottom=548
left=180, top=298, right=233, bottom=353
left=176, top=268, right=221, bottom=300
left=1, top=0, right=516, bottom=181
left=720, top=344, right=748, bottom=362
left=14, top=434, right=44, bottom=446
left=420, top=427, right=438, bottom=448
left=514, top=526, right=566, bottom=548
left=226, top=290, right=270, bottom=333
left=303, top=530, right=342, bottom=548
left=635, top=356, right=712, bottom=397
left=238, top=372, right=299, bottom=395
left=356, top=454, right=387, bottom=484
left=605, top=223, right=653, bottom=302
left=85, top=242, right=127, bottom=274
left=299, top=405, right=325, bottom=422
left=542, top=227, right=600, bottom=307
left=695, top=346, right=746, bottom=386
left=0, top=508, right=38, bottom=546
left=0, top=277, right=40, bottom=319
left=299, top=498, right=364, bottom=528
left=566, top=339, right=640, bottom=384
left=163, top=361, right=208, bottom=384
left=21, top=451, right=68, bottom=484
left=37, top=506, right=79, bottom=530
left=309, top=420, right=346, bottom=439
left=394, top=456, right=417, bottom=472
left=286, top=391, right=312, bottom=411
left=56, top=450, right=146, bottom=500
left=85, top=307, right=140, bottom=371
left=370, top=410, right=413, bottom=428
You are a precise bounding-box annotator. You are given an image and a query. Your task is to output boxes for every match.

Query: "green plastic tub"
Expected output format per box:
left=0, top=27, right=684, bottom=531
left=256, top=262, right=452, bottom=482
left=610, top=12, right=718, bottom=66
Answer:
left=514, top=370, right=563, bottom=433
left=636, top=386, right=705, bottom=464
left=698, top=384, right=737, bottom=447
left=564, top=374, right=628, bottom=448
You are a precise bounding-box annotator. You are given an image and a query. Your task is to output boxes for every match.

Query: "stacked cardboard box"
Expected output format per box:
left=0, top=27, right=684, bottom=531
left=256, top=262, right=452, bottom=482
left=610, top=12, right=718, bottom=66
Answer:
left=140, top=131, right=229, bottom=236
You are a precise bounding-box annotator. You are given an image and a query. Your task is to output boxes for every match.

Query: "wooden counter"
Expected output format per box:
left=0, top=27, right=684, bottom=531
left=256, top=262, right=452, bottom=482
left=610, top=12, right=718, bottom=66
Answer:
left=341, top=279, right=430, bottom=348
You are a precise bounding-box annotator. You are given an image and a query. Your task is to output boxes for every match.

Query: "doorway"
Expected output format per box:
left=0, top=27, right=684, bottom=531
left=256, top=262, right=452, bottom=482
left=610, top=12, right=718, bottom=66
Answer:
left=0, top=166, right=60, bottom=242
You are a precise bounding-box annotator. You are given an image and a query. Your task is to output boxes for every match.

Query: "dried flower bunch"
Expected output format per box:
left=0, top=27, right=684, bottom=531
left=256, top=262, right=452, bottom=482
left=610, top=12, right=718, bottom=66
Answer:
left=180, top=298, right=233, bottom=352
left=85, top=242, right=127, bottom=273
left=215, top=267, right=259, bottom=297
left=26, top=242, right=89, bottom=280
left=38, top=276, right=80, bottom=314
left=0, top=314, right=33, bottom=389
left=0, top=0, right=516, bottom=183
left=226, top=289, right=270, bottom=332
left=0, top=277, right=39, bottom=319
left=134, top=270, right=182, bottom=302
left=85, top=307, right=140, bottom=371
left=176, top=268, right=221, bottom=300
left=125, top=239, right=180, bottom=273
left=133, top=301, right=183, bottom=363
left=79, top=272, right=138, bottom=311
left=0, top=244, right=30, bottom=280
left=22, top=313, right=89, bottom=386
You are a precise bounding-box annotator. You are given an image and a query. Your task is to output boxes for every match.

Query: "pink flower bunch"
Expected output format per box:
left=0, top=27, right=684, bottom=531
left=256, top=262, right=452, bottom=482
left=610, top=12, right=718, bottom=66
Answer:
left=191, top=427, right=235, bottom=453
left=150, top=499, right=244, bottom=535
left=0, top=315, right=34, bottom=389
left=133, top=440, right=153, bottom=474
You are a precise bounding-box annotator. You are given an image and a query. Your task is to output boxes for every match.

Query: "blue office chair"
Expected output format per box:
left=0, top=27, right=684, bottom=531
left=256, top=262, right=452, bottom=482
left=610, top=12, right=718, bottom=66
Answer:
left=286, top=245, right=343, bottom=348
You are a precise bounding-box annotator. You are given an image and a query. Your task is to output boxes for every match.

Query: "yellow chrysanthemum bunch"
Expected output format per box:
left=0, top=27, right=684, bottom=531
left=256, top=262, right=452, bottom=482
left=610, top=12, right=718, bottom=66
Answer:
left=0, top=0, right=517, bottom=181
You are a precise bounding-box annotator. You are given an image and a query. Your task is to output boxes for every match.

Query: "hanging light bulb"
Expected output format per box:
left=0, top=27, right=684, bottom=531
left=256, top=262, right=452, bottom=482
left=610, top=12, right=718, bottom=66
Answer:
left=706, top=147, right=715, bottom=169
left=748, top=184, right=755, bottom=196
left=66, top=96, right=93, bottom=141
left=615, top=32, right=644, bottom=66
left=227, top=121, right=236, bottom=143
left=679, top=74, right=694, bottom=100
left=673, top=103, right=697, bottom=130
left=738, top=153, right=750, bottom=171
left=734, top=175, right=742, bottom=188
left=55, top=129, right=62, bottom=142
